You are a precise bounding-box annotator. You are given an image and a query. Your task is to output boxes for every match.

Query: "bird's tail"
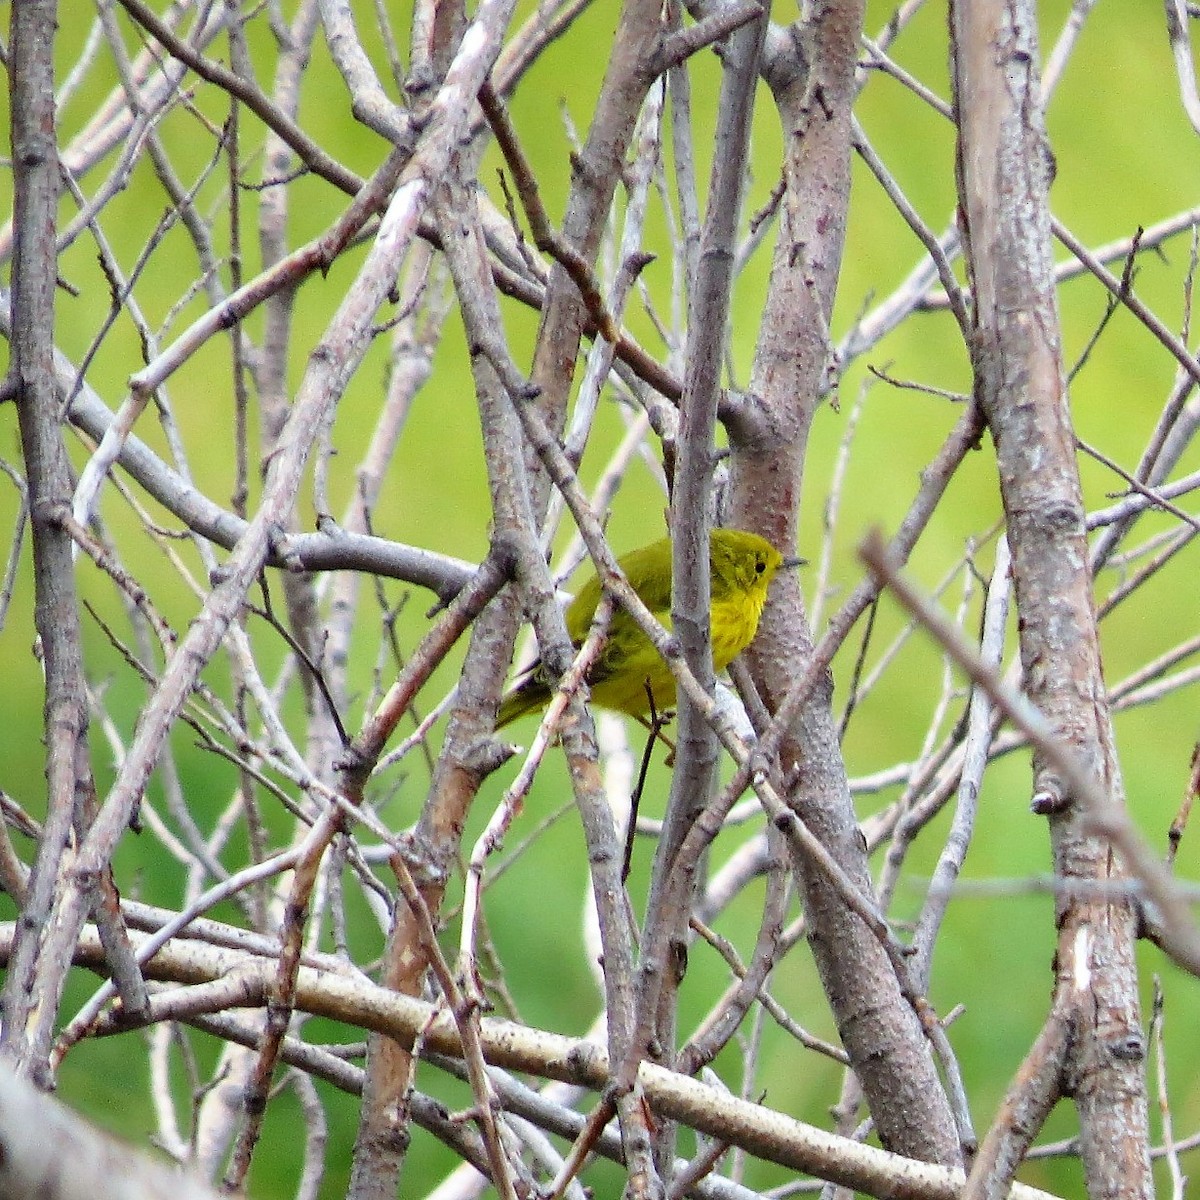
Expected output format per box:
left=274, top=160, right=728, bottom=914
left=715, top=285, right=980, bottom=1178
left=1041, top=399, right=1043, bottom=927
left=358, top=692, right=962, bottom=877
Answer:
left=495, top=671, right=550, bottom=729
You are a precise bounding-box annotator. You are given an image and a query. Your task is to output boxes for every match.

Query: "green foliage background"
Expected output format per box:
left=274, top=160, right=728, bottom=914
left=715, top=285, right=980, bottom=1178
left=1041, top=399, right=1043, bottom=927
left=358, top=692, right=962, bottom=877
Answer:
left=1, top=0, right=1198, bottom=1196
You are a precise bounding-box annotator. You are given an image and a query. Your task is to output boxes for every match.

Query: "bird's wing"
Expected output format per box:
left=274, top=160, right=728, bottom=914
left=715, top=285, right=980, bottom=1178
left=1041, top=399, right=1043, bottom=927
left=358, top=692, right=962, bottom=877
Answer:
left=616, top=540, right=674, bottom=615
left=564, top=540, right=674, bottom=644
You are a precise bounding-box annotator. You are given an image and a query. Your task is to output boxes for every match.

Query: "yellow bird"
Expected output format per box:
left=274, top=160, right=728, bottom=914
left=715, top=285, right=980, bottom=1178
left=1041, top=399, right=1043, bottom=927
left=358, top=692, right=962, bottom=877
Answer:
left=496, top=529, right=792, bottom=727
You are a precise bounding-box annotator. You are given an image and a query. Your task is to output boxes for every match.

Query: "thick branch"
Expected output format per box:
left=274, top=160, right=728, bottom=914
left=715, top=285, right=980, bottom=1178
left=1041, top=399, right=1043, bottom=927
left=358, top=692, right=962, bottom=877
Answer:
left=950, top=0, right=1151, bottom=1193
left=0, top=925, right=1064, bottom=1200
left=729, top=0, right=962, bottom=1165
left=1, top=0, right=92, bottom=1083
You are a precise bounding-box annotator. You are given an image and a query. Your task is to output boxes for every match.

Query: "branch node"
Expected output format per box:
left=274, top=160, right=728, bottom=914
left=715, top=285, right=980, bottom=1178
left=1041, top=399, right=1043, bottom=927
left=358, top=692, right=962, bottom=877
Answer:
left=1030, top=779, right=1069, bottom=816
left=1106, top=1032, right=1145, bottom=1062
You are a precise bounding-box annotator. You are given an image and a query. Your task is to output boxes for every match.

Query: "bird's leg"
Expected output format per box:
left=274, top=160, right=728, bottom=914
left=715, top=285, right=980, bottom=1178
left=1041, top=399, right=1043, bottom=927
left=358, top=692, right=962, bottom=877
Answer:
left=638, top=680, right=677, bottom=762
left=636, top=714, right=677, bottom=755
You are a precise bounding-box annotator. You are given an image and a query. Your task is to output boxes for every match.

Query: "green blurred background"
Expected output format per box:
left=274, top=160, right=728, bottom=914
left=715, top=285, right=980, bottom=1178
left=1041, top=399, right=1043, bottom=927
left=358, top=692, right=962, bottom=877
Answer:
left=1, top=0, right=1198, bottom=1195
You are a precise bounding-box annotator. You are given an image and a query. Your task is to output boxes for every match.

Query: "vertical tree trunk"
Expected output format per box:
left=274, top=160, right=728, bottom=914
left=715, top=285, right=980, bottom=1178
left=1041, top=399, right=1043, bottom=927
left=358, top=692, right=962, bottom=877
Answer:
left=951, top=2, right=1152, bottom=1195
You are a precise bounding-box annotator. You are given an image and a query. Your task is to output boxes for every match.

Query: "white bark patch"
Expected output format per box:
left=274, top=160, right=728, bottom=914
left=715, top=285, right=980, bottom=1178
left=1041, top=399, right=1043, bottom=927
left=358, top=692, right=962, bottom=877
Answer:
left=1073, top=924, right=1092, bottom=991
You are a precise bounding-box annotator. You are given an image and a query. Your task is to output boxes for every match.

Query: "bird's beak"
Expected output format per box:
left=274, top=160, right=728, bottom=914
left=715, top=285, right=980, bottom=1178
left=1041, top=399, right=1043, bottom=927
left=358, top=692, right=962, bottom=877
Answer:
left=781, top=555, right=807, bottom=569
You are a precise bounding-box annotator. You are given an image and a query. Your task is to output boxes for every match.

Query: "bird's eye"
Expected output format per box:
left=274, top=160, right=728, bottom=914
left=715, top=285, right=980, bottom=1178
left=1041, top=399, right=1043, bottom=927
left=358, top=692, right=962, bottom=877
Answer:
left=755, top=557, right=766, bottom=574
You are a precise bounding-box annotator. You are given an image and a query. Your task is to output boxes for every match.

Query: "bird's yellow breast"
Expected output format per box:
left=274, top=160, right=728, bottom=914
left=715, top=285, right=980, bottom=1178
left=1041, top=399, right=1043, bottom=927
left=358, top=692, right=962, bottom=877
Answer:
left=710, top=581, right=770, bottom=671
